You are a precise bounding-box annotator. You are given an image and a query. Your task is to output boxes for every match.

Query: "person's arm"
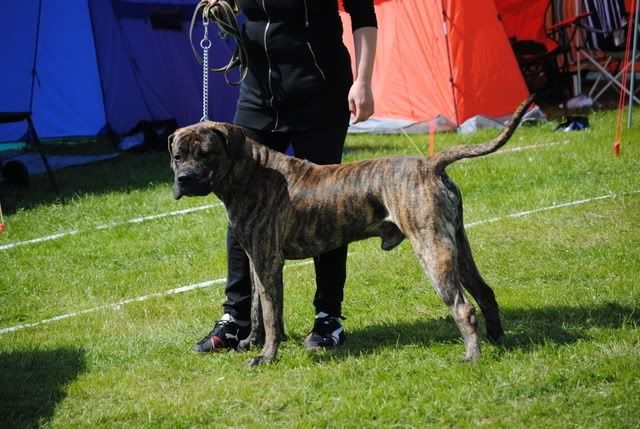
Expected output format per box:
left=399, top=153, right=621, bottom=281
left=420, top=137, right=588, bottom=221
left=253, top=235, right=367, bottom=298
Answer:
left=344, top=0, right=377, bottom=124
left=348, top=27, right=377, bottom=124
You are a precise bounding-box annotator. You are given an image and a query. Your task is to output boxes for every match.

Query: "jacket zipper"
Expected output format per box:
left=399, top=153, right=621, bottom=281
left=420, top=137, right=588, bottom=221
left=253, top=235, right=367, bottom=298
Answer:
left=261, top=0, right=279, bottom=129
left=306, top=43, right=326, bottom=81
left=303, top=1, right=327, bottom=81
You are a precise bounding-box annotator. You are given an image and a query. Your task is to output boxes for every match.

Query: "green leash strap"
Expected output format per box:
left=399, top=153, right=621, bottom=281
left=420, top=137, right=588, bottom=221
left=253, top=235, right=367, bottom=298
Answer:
left=190, top=0, right=248, bottom=86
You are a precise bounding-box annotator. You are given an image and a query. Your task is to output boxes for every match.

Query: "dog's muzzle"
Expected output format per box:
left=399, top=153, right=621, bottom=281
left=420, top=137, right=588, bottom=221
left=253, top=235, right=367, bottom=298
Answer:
left=173, top=169, right=209, bottom=199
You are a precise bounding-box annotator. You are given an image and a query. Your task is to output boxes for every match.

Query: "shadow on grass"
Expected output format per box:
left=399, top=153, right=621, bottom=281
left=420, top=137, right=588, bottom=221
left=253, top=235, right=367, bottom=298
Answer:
left=1, top=150, right=172, bottom=215
left=310, top=302, right=637, bottom=360
left=0, top=347, right=86, bottom=428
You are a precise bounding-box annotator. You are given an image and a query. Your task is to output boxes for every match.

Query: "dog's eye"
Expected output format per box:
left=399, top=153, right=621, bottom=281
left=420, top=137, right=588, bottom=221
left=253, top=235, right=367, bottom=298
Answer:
left=173, top=154, right=182, bottom=162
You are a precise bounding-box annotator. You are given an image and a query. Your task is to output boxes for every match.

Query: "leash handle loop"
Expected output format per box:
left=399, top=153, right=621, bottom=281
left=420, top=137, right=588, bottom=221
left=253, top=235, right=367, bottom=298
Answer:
left=190, top=0, right=247, bottom=88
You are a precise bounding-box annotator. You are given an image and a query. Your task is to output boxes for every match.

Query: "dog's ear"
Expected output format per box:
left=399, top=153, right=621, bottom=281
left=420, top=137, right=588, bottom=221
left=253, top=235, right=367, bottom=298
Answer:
left=167, top=133, right=175, bottom=156
left=219, top=124, right=245, bottom=160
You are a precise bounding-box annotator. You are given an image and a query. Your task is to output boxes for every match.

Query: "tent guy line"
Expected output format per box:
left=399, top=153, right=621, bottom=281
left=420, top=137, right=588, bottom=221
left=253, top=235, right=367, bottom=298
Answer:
left=480, top=140, right=571, bottom=158
left=400, top=132, right=570, bottom=157
left=0, top=141, right=575, bottom=252
left=1, top=189, right=637, bottom=336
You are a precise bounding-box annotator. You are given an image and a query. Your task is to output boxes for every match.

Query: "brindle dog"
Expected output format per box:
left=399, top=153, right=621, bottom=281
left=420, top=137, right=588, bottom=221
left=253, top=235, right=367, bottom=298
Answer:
left=170, top=96, right=535, bottom=366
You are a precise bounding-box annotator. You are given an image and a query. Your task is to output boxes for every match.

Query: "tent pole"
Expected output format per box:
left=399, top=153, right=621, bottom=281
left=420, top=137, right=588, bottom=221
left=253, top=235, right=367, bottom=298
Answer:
left=627, top=0, right=640, bottom=128
left=440, top=0, right=459, bottom=129
left=576, top=0, right=583, bottom=95
left=29, top=0, right=43, bottom=113
left=87, top=0, right=112, bottom=136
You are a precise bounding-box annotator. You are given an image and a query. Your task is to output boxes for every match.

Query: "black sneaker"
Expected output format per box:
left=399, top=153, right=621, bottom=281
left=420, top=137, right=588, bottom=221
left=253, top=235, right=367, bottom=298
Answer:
left=303, top=313, right=346, bottom=349
left=192, top=314, right=250, bottom=353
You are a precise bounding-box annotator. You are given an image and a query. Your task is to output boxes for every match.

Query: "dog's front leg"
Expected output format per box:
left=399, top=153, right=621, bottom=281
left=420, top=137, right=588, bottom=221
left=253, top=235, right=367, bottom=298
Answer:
left=238, top=264, right=265, bottom=351
left=246, top=257, right=285, bottom=366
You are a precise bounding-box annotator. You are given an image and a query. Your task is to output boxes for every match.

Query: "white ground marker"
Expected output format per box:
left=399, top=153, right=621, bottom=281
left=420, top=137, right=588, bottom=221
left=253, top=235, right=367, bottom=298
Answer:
left=0, top=140, right=572, bottom=252
left=0, top=190, right=638, bottom=335
left=0, top=203, right=222, bottom=251
left=0, top=259, right=316, bottom=335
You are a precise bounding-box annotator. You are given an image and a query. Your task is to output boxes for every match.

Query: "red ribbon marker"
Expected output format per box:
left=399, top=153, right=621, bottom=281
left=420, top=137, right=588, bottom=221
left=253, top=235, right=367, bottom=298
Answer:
left=0, top=202, right=5, bottom=234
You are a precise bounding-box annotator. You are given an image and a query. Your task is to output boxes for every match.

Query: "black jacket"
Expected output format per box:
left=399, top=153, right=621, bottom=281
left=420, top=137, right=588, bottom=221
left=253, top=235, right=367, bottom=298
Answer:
left=233, top=0, right=377, bottom=131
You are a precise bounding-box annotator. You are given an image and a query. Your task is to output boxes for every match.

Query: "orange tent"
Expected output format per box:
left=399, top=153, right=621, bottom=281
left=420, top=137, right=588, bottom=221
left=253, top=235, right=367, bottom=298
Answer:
left=340, top=0, right=530, bottom=128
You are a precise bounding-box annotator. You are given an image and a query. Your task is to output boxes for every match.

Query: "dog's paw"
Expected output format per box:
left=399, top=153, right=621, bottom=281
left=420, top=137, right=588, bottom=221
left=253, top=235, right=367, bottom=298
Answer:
left=486, top=321, right=505, bottom=346
left=462, top=351, right=481, bottom=364
left=237, top=338, right=251, bottom=351
left=489, top=334, right=505, bottom=346
left=247, top=355, right=272, bottom=366
left=487, top=329, right=506, bottom=346
left=238, top=334, right=265, bottom=351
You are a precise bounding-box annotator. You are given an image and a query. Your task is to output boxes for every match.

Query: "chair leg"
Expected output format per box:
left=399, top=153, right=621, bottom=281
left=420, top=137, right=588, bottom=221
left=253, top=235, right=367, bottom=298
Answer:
left=587, top=57, right=612, bottom=98
left=580, top=49, right=640, bottom=105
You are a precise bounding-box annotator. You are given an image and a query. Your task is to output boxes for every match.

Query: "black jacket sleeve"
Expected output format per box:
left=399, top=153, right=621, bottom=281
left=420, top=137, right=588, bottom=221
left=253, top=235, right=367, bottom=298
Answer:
left=343, top=0, right=378, bottom=30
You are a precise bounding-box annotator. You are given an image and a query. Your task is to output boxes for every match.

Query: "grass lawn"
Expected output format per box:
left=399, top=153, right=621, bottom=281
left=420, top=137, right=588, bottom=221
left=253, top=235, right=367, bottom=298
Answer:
left=0, top=109, right=639, bottom=428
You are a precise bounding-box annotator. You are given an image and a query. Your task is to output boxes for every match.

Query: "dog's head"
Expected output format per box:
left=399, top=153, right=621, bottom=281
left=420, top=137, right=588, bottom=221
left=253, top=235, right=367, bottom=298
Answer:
left=168, top=121, right=245, bottom=200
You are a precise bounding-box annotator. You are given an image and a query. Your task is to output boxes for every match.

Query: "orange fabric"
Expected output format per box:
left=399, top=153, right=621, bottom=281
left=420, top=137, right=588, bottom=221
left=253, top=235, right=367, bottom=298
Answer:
left=342, top=0, right=455, bottom=123
left=447, top=0, right=529, bottom=122
left=340, top=0, right=529, bottom=125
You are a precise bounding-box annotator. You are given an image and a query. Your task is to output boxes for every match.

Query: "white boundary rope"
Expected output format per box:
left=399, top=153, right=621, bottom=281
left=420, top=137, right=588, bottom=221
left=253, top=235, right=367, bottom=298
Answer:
left=0, top=260, right=315, bottom=335
left=0, top=141, right=572, bottom=253
left=1, top=189, right=638, bottom=336
left=465, top=190, right=640, bottom=228
left=0, top=203, right=222, bottom=251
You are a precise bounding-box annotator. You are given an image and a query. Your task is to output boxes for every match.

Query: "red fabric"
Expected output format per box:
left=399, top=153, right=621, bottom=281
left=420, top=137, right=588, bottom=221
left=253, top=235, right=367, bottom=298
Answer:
left=494, top=0, right=556, bottom=51
left=340, top=0, right=529, bottom=125
left=626, top=0, right=636, bottom=13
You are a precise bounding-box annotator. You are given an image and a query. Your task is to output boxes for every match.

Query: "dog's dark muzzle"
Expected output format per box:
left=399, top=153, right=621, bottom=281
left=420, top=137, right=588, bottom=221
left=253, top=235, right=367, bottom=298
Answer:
left=173, top=169, right=210, bottom=199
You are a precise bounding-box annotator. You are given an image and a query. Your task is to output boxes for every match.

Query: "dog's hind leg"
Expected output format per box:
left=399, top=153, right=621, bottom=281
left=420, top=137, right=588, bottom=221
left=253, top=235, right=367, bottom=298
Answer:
left=456, top=225, right=505, bottom=345
left=408, top=230, right=481, bottom=362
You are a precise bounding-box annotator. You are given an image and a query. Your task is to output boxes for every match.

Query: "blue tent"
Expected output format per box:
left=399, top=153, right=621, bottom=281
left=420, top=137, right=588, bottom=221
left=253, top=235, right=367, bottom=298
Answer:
left=0, top=0, right=239, bottom=142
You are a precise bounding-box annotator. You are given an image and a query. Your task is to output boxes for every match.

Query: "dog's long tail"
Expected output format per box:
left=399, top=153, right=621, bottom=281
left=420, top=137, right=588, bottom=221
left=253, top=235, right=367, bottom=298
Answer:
left=430, top=95, right=536, bottom=175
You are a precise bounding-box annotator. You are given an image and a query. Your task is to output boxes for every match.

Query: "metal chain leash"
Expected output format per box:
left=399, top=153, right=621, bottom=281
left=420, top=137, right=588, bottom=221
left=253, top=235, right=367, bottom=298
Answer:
left=200, top=14, right=212, bottom=122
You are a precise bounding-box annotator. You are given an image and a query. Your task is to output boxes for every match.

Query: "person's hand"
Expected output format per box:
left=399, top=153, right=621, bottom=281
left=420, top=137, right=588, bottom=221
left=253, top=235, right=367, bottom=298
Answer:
left=348, top=79, right=374, bottom=124
left=207, top=0, right=219, bottom=5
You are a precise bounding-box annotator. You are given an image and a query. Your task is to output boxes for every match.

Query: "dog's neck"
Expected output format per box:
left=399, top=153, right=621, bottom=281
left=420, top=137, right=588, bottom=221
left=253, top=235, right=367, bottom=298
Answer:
left=213, top=137, right=309, bottom=204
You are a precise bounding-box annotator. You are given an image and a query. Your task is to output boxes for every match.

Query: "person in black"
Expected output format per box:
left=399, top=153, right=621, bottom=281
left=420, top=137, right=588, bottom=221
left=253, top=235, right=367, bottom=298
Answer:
left=193, top=0, right=377, bottom=352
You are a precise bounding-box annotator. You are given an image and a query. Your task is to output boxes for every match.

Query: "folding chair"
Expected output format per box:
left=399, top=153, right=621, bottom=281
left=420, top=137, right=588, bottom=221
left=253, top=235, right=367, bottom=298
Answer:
left=507, top=1, right=578, bottom=97
left=0, top=112, right=59, bottom=193
left=575, top=0, right=640, bottom=104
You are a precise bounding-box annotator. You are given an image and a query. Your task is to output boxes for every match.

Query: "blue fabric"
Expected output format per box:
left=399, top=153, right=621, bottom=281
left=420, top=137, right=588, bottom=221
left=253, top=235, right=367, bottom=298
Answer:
left=0, top=0, right=240, bottom=142
left=0, top=1, right=40, bottom=141
left=34, top=0, right=107, bottom=138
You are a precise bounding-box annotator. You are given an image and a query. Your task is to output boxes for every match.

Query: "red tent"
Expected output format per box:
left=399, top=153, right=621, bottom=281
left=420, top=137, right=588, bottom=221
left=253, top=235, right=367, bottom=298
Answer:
left=340, top=0, right=530, bottom=127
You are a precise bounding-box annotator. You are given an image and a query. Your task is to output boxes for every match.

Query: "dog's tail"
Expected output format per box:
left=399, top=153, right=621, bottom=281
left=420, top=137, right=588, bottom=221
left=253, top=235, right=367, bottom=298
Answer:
left=430, top=95, right=536, bottom=175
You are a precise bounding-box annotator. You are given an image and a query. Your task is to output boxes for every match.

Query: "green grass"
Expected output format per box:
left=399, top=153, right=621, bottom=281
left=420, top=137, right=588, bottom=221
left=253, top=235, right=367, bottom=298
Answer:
left=1, top=109, right=639, bottom=428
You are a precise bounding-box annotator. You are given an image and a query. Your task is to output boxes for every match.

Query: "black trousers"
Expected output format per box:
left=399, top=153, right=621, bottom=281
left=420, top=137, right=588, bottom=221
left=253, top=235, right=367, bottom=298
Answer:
left=222, top=119, right=351, bottom=322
